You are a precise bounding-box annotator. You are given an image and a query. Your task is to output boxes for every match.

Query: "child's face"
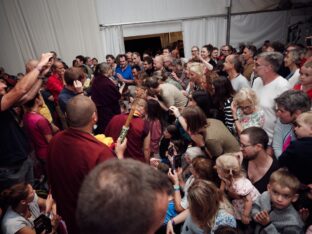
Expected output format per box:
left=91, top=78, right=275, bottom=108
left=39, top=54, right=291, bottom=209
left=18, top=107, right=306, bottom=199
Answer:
left=238, top=100, right=255, bottom=115
left=163, top=130, right=172, bottom=139
left=293, top=119, right=312, bottom=138
left=299, top=66, right=312, bottom=86
left=268, top=183, right=298, bottom=210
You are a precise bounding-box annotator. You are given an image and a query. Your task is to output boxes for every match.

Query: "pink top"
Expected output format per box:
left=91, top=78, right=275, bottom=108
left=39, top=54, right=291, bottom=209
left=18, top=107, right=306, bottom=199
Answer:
left=23, top=112, right=52, bottom=161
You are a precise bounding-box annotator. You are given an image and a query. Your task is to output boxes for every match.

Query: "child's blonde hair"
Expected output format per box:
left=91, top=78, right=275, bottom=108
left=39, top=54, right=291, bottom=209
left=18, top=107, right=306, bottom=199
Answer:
left=303, top=60, right=312, bottom=69
left=233, top=88, right=258, bottom=107
left=215, top=154, right=244, bottom=183
left=269, top=168, right=300, bottom=194
left=297, top=111, right=312, bottom=127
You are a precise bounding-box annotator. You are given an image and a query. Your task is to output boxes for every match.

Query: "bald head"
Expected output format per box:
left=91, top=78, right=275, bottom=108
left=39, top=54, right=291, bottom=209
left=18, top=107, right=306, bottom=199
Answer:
left=66, top=95, right=96, bottom=128
left=25, top=59, right=39, bottom=73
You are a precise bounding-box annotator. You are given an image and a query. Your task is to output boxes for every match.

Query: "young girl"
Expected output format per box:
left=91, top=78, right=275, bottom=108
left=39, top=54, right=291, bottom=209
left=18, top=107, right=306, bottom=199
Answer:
left=215, top=154, right=260, bottom=225
left=167, top=180, right=236, bottom=234
left=231, top=88, right=265, bottom=135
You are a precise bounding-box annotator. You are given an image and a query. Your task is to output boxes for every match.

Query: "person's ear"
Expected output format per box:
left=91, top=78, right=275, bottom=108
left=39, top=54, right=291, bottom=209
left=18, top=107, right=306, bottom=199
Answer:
left=291, top=193, right=299, bottom=203
left=255, top=143, right=263, bottom=151
left=293, top=110, right=302, bottom=119
left=92, top=111, right=97, bottom=123
left=20, top=199, right=27, bottom=205
left=267, top=184, right=271, bottom=192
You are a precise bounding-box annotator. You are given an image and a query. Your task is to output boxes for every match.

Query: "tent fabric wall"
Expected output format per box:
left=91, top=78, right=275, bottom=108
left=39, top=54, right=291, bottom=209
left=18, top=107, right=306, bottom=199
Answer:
left=100, top=25, right=125, bottom=56
left=95, top=0, right=280, bottom=26
left=230, top=11, right=289, bottom=49
left=182, top=17, right=227, bottom=59
left=0, top=0, right=103, bottom=75
left=0, top=0, right=305, bottom=74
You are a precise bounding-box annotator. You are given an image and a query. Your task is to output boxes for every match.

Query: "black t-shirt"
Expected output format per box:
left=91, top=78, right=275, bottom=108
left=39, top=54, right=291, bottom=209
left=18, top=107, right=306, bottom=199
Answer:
left=243, top=156, right=279, bottom=194
left=0, top=95, right=29, bottom=167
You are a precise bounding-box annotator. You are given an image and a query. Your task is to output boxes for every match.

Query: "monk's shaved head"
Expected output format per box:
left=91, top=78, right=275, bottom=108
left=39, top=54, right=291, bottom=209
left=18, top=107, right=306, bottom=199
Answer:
left=25, top=59, right=39, bottom=73
left=66, top=95, right=96, bottom=128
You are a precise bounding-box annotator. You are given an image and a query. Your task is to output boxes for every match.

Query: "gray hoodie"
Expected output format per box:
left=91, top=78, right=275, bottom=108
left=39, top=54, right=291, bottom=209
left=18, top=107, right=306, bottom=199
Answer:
left=251, top=191, right=304, bottom=234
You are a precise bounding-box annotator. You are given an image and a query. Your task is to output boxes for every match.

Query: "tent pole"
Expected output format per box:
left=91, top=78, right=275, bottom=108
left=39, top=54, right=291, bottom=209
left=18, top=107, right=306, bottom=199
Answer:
left=226, top=0, right=232, bottom=45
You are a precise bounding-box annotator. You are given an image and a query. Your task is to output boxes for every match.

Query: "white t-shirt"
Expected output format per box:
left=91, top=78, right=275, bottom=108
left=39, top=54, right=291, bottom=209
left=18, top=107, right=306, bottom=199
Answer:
left=288, top=69, right=300, bottom=88
left=1, top=194, right=41, bottom=234
left=181, top=175, right=195, bottom=209
left=231, top=74, right=250, bottom=92
left=252, top=76, right=290, bottom=143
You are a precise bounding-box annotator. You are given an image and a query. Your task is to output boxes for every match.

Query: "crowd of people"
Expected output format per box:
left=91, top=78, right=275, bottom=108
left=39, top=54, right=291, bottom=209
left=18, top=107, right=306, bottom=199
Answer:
left=0, top=38, right=312, bottom=234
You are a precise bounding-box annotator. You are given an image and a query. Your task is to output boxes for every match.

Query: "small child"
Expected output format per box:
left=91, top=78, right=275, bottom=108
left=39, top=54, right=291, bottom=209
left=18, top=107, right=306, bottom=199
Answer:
left=215, top=154, right=260, bottom=225
left=294, top=61, right=312, bottom=99
left=231, top=88, right=265, bottom=135
left=279, top=111, right=312, bottom=185
left=251, top=168, right=304, bottom=233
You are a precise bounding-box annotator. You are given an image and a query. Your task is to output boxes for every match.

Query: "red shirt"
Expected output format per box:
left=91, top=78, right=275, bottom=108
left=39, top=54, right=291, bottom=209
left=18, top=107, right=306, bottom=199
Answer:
left=105, top=114, right=149, bottom=162
left=46, top=73, right=64, bottom=103
left=47, top=128, right=115, bottom=234
left=294, top=83, right=312, bottom=100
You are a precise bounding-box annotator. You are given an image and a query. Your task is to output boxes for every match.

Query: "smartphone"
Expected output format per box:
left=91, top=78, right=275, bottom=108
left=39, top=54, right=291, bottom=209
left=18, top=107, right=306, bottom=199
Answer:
left=172, top=154, right=182, bottom=170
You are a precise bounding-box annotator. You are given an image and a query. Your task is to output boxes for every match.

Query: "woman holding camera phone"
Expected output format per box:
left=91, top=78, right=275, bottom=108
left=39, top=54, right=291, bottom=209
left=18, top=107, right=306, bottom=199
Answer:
left=1, top=183, right=60, bottom=234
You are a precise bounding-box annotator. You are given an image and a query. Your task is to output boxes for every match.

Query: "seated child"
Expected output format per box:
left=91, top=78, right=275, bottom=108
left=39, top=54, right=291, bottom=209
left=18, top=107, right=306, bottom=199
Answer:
left=231, top=88, right=265, bottom=135
left=251, top=168, right=304, bottom=233
left=279, top=111, right=312, bottom=185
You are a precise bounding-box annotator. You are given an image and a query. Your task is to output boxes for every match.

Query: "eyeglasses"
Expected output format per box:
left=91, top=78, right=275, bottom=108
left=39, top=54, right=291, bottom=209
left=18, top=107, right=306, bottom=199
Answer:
left=240, top=143, right=253, bottom=148
left=254, top=63, right=269, bottom=68
left=239, top=105, right=252, bottom=110
left=222, top=49, right=229, bottom=52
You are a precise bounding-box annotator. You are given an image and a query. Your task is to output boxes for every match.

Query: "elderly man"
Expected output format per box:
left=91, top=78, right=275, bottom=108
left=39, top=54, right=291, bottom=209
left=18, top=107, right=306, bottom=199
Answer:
left=0, top=52, right=53, bottom=191
left=252, top=52, right=290, bottom=143
left=47, top=95, right=115, bottom=234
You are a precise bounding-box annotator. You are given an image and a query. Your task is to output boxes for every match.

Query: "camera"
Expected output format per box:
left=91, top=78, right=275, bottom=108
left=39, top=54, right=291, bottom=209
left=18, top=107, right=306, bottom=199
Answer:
left=167, top=146, right=174, bottom=156
left=34, top=214, right=52, bottom=234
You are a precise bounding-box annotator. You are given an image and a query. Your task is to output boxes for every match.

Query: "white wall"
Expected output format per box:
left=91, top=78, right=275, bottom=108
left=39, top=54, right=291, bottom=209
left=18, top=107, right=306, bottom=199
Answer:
left=0, top=0, right=103, bottom=75
left=1, top=0, right=308, bottom=75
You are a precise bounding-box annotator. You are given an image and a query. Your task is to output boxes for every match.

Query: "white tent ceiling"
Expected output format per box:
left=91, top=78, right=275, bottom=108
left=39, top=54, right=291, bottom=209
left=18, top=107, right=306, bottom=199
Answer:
left=0, top=0, right=311, bottom=74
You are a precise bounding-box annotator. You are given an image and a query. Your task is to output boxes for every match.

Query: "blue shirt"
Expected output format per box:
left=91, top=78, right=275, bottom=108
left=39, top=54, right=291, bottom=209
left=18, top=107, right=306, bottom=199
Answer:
left=115, top=64, right=133, bottom=80
left=58, top=88, right=77, bottom=113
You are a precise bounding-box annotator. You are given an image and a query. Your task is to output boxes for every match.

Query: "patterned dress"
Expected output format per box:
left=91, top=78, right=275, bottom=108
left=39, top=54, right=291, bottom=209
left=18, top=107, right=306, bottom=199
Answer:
left=236, top=108, right=265, bottom=130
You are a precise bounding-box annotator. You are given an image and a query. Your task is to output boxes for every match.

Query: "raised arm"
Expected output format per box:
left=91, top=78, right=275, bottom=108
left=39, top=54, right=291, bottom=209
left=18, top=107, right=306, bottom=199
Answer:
left=1, top=53, right=53, bottom=111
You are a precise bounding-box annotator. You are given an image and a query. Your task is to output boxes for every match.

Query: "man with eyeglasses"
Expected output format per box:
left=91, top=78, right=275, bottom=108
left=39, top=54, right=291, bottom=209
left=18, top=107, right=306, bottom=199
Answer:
left=252, top=52, right=290, bottom=145
left=239, top=127, right=279, bottom=194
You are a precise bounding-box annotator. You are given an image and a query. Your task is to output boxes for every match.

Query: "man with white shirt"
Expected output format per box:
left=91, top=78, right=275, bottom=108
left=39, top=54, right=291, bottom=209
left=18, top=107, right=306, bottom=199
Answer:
left=252, top=52, right=290, bottom=144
